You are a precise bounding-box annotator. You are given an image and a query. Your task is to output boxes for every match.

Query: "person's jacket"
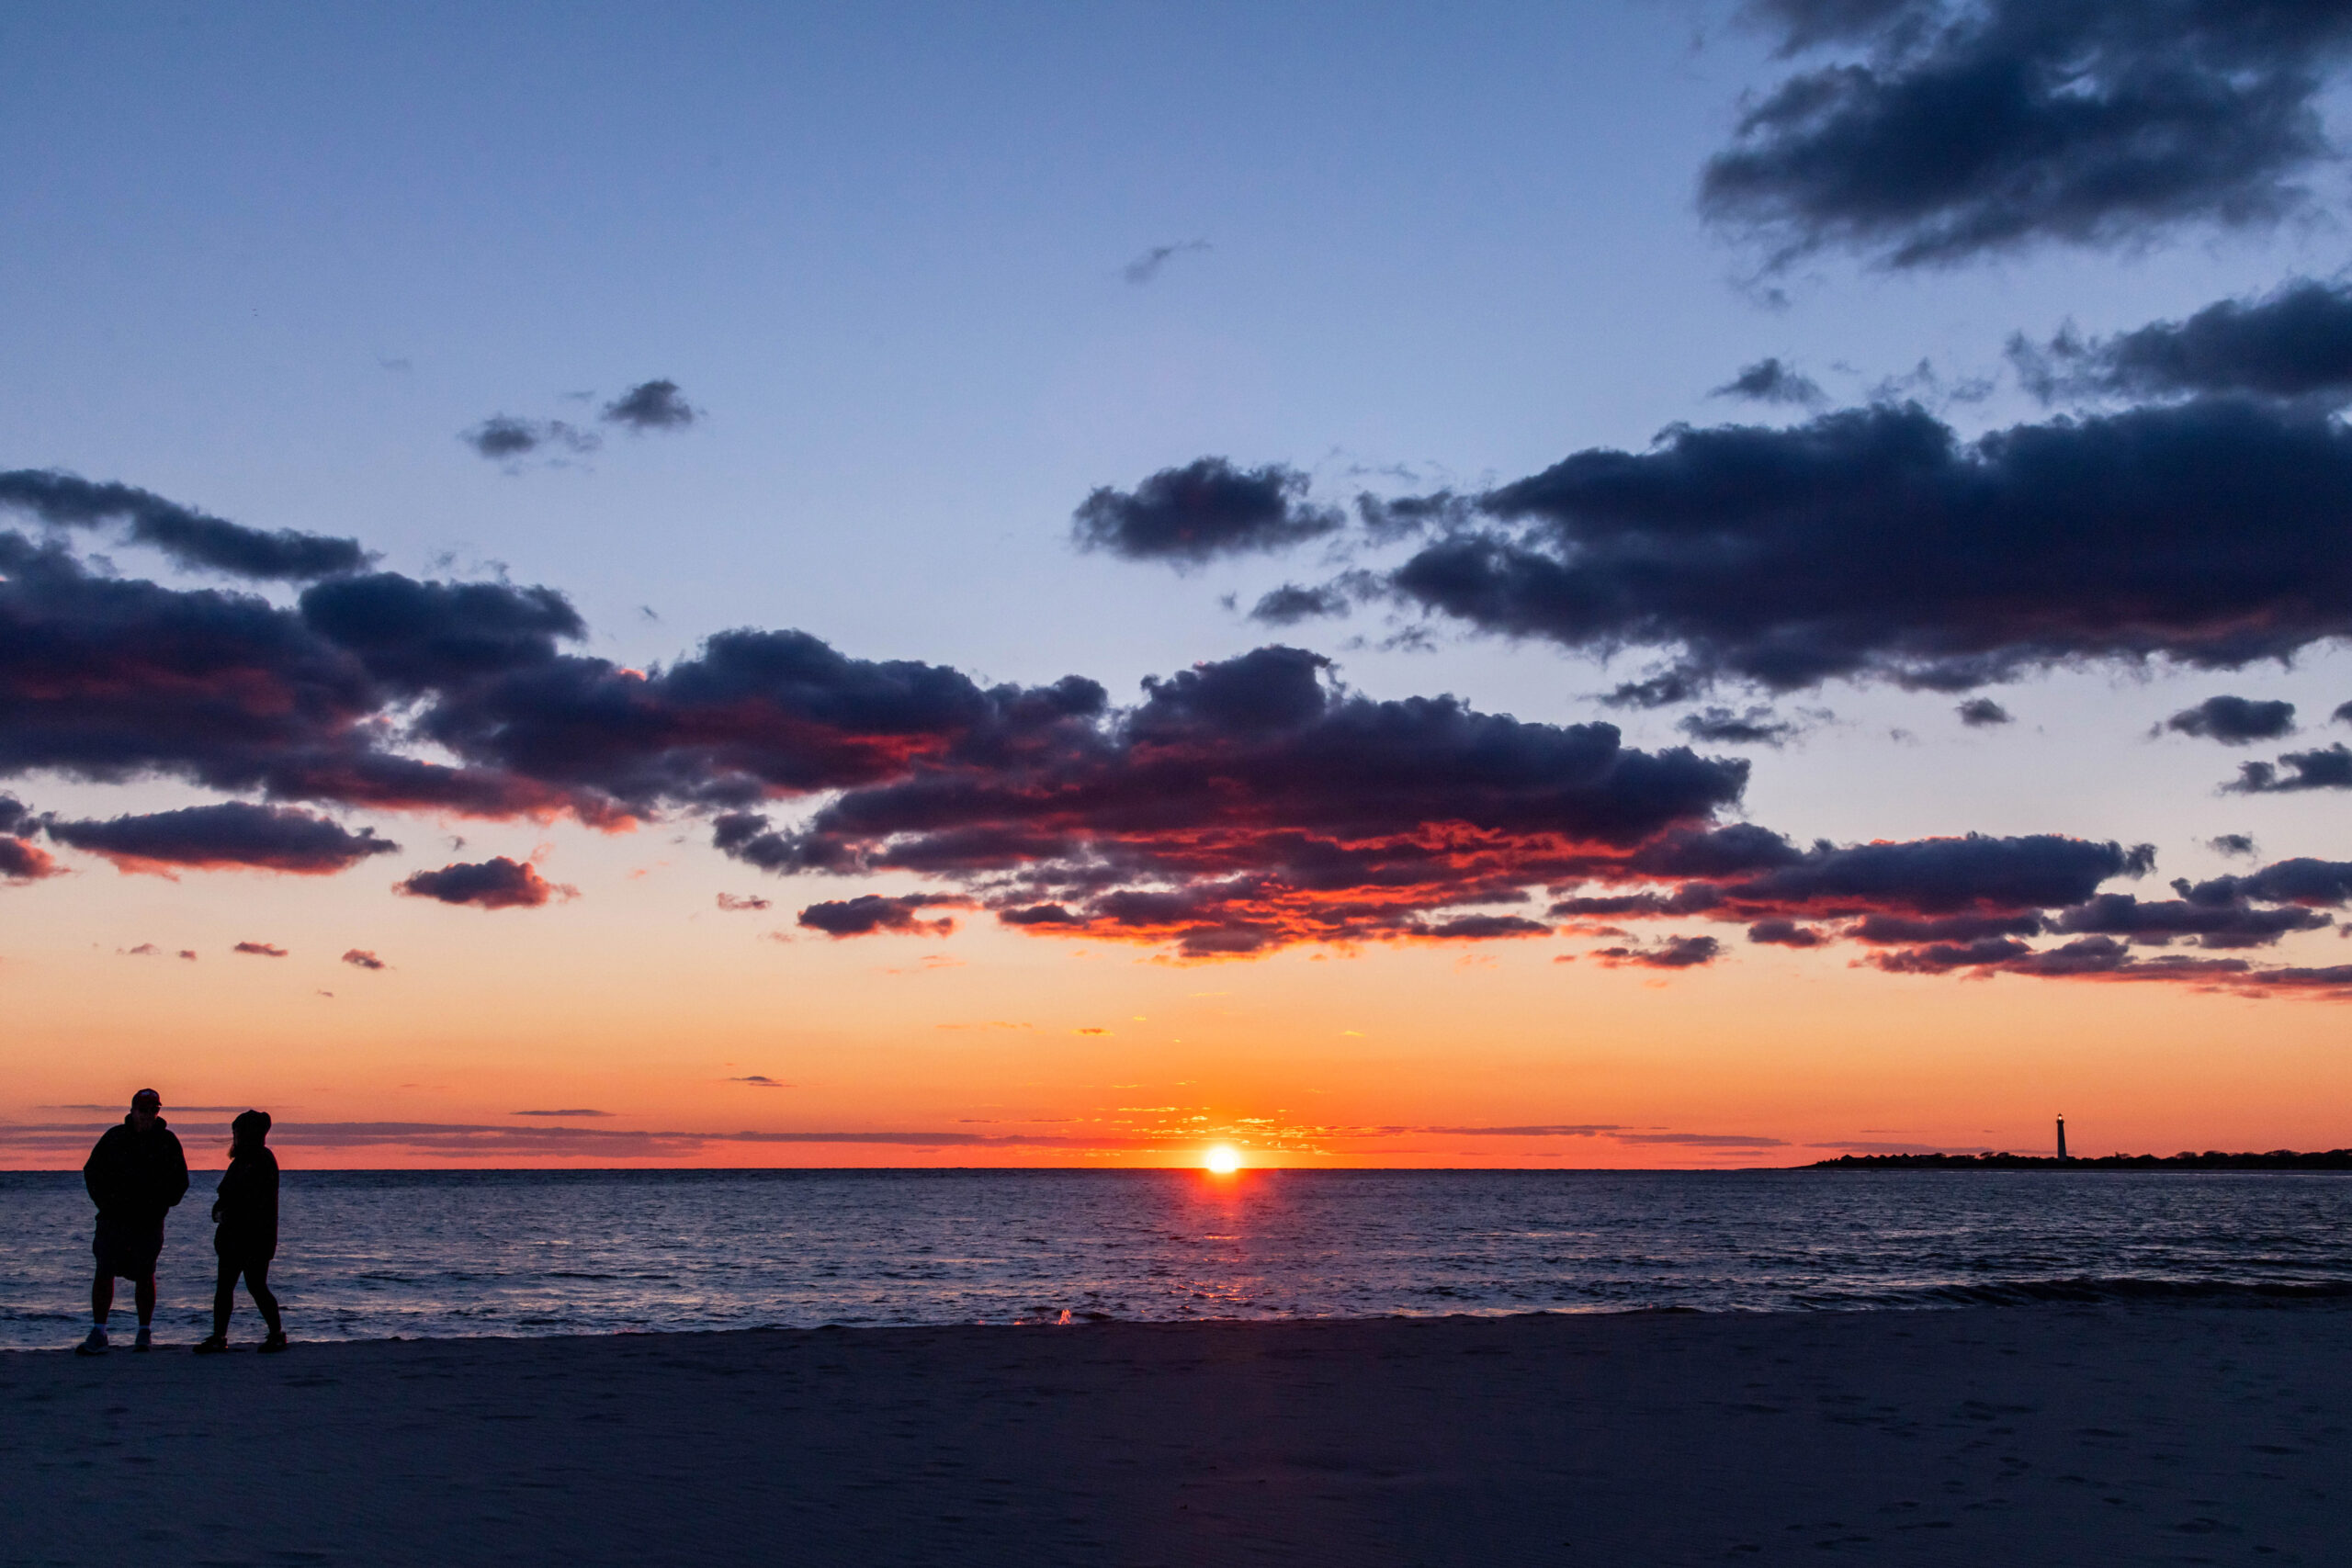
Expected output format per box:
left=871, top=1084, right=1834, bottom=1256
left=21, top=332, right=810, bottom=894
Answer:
left=83, top=1116, right=190, bottom=1223
left=211, top=1145, right=279, bottom=1258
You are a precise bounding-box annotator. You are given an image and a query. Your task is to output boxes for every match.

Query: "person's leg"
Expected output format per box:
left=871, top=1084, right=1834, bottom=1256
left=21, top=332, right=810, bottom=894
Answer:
left=78, top=1263, right=118, bottom=1353
left=245, top=1258, right=283, bottom=1338
left=132, top=1272, right=156, bottom=1327
left=212, top=1256, right=237, bottom=1340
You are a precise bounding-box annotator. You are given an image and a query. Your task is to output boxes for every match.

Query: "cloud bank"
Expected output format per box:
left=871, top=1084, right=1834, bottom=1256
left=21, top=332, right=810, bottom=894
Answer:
left=0, top=469, right=371, bottom=581
left=5, top=479, right=2345, bottom=994
left=2014, top=279, right=2352, bottom=404
left=716, top=645, right=1750, bottom=959
left=1704, top=0, right=2352, bottom=268
left=1188, top=397, right=2352, bottom=702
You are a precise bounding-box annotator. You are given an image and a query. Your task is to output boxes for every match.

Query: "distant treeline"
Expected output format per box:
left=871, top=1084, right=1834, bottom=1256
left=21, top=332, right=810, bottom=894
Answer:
left=1812, top=1150, right=2352, bottom=1171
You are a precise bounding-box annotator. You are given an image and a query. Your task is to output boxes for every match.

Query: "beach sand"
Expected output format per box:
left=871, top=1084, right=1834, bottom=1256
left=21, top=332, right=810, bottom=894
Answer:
left=5, top=1304, right=2346, bottom=1566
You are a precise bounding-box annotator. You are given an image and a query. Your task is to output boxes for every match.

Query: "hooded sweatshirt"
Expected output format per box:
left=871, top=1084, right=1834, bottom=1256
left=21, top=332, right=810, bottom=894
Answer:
left=83, top=1115, right=190, bottom=1224
left=212, top=1144, right=280, bottom=1259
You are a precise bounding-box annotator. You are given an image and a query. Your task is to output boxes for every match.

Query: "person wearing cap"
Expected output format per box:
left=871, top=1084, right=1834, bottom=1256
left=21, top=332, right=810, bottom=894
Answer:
left=77, top=1089, right=189, bottom=1355
left=193, top=1110, right=286, bottom=1354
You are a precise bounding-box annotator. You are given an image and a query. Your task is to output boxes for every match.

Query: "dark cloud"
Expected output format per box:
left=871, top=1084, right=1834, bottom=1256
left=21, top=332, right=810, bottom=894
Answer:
left=1814, top=852, right=2352, bottom=990
left=1711, top=357, right=1826, bottom=406
left=1404, top=913, right=1553, bottom=941
left=2050, top=891, right=2331, bottom=948
left=1385, top=399, right=2352, bottom=697
left=1548, top=886, right=1726, bottom=919
left=729, top=1075, right=787, bottom=1088
left=724, top=646, right=1749, bottom=958
left=511, top=1109, right=611, bottom=1117
left=1628, top=829, right=2154, bottom=919
left=1612, top=1130, right=1786, bottom=1147
left=601, top=379, right=698, bottom=431
left=43, top=802, right=399, bottom=875
left=1248, top=583, right=1351, bottom=626
left=0, top=469, right=370, bottom=581
left=298, top=573, right=586, bottom=691
left=1956, top=696, right=2011, bottom=727
left=1676, top=705, right=1800, bottom=746
left=797, top=893, right=968, bottom=938
left=1073, top=459, right=1342, bottom=565
left=715, top=892, right=771, bottom=911
left=1865, top=931, right=2332, bottom=988
left=2175, top=857, right=2352, bottom=909
left=232, top=941, right=288, bottom=957
left=2335, top=700, right=2352, bottom=726
left=38, top=603, right=584, bottom=823
left=1602, top=671, right=1709, bottom=710
left=1534, top=829, right=2346, bottom=987
left=341, top=949, right=387, bottom=970
left=1747, top=918, right=1828, bottom=946
left=396, top=857, right=571, bottom=909
left=1123, top=240, right=1211, bottom=285
left=424, top=633, right=1106, bottom=821
left=0, top=537, right=526, bottom=816
left=2164, top=694, right=2296, bottom=744
left=2, top=523, right=1122, bottom=830
left=2014, top=279, right=2352, bottom=404
left=1592, top=934, right=1723, bottom=968
left=0, top=793, right=59, bottom=882
left=1705, top=1, right=2352, bottom=268
left=2226, top=743, right=2352, bottom=794
left=2207, top=833, right=2257, bottom=858
left=1863, top=935, right=2040, bottom=973
left=0, top=835, right=58, bottom=882
left=461, top=417, right=600, bottom=461
left=999, top=903, right=1080, bottom=927
left=1846, top=909, right=2044, bottom=943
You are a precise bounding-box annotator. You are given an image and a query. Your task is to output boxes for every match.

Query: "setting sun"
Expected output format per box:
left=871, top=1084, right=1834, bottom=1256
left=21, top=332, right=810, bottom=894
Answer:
left=1204, top=1145, right=1243, bottom=1175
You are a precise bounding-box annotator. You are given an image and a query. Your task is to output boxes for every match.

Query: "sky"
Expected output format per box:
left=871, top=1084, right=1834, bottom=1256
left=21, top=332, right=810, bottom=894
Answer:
left=6, top=0, right=2352, bottom=1170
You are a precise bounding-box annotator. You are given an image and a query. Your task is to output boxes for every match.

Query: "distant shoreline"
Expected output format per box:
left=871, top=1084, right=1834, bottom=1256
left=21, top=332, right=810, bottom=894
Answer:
left=1812, top=1149, right=2352, bottom=1170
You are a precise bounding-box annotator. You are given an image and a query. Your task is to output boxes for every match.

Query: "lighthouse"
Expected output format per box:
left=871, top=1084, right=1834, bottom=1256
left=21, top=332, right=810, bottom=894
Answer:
left=2056, top=1115, right=2068, bottom=1161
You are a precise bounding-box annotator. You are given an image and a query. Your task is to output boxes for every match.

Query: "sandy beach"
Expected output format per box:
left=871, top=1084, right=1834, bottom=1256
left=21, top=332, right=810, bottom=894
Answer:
left=4, top=1303, right=2346, bottom=1566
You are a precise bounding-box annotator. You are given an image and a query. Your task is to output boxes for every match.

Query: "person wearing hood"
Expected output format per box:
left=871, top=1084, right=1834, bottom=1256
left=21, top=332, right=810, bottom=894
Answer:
left=192, top=1110, right=287, bottom=1354
left=77, top=1089, right=189, bottom=1355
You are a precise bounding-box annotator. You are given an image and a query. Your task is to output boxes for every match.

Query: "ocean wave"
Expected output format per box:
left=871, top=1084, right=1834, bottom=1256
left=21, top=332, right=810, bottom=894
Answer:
left=1795, top=1277, right=2352, bottom=1309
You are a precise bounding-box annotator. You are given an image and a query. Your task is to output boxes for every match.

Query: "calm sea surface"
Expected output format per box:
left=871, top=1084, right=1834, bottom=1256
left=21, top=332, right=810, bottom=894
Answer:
left=4, top=1168, right=2349, bottom=1349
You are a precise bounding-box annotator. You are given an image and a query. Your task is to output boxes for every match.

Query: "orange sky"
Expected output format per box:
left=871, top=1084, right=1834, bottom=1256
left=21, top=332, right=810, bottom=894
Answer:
left=9, top=814, right=2350, bottom=1172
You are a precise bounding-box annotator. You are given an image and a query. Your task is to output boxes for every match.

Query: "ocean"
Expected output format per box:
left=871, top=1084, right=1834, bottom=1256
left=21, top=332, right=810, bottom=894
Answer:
left=4, top=1167, right=2349, bottom=1349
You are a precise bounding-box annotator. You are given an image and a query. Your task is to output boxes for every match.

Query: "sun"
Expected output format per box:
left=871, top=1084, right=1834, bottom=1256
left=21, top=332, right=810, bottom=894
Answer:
left=1204, top=1145, right=1244, bottom=1175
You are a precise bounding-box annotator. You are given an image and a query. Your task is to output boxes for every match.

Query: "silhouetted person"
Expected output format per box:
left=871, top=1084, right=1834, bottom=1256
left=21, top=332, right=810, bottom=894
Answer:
left=195, top=1110, right=285, bottom=1354
left=78, top=1089, right=189, bottom=1355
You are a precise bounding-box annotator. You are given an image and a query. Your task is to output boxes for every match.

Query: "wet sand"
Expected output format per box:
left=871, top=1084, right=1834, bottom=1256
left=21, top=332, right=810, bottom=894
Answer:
left=4, top=1304, right=2346, bottom=1566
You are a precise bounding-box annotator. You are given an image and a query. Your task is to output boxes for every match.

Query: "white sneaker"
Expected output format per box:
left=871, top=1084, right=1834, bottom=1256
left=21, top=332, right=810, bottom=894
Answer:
left=133, top=1326, right=153, bottom=1352
left=75, top=1326, right=108, bottom=1356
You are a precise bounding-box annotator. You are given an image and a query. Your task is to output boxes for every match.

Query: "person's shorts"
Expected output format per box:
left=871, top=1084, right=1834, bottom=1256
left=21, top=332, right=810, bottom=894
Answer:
left=92, top=1215, right=165, bottom=1280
